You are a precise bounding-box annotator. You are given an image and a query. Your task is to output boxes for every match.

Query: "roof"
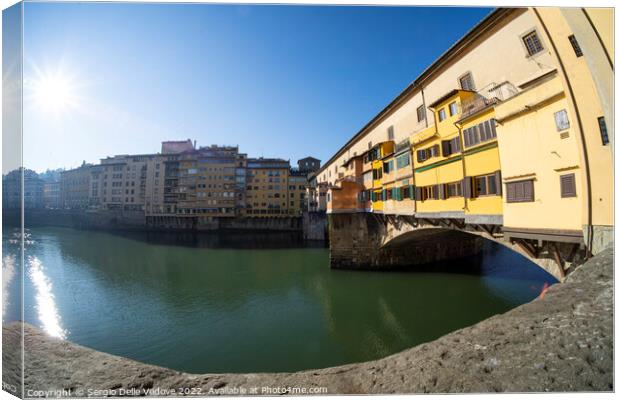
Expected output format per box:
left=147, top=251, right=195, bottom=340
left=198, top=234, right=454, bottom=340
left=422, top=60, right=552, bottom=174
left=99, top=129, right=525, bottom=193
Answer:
left=316, top=7, right=513, bottom=175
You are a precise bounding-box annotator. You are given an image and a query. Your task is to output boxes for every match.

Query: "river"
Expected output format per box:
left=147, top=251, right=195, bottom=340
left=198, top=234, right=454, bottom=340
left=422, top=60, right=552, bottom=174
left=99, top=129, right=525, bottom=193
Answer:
left=2, top=226, right=556, bottom=374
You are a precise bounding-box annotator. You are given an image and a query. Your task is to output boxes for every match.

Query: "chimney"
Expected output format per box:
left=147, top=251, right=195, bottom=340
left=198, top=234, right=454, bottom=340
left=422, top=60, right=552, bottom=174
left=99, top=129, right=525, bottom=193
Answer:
left=193, top=140, right=197, bottom=149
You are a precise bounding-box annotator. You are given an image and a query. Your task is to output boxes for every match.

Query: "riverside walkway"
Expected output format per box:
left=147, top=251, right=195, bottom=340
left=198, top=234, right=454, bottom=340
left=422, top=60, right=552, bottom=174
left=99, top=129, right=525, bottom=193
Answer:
left=3, top=247, right=613, bottom=395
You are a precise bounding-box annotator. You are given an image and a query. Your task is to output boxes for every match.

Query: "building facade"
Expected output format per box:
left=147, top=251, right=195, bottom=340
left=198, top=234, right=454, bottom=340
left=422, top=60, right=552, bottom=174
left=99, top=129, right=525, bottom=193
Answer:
left=60, top=163, right=92, bottom=209
left=316, top=7, right=613, bottom=255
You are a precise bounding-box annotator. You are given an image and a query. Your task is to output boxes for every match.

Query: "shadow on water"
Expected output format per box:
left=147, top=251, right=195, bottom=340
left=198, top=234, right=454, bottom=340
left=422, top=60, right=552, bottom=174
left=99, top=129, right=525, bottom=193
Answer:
left=104, top=229, right=327, bottom=250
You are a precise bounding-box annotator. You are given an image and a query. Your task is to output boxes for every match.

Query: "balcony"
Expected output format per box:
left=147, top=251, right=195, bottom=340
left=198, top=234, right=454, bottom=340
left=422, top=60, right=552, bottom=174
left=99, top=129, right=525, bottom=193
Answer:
left=460, top=81, right=518, bottom=120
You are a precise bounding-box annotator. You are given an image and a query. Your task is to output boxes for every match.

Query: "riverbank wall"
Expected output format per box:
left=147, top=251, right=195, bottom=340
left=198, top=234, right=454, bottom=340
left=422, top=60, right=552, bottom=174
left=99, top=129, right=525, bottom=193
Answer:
left=3, top=209, right=304, bottom=233
left=3, top=246, right=612, bottom=396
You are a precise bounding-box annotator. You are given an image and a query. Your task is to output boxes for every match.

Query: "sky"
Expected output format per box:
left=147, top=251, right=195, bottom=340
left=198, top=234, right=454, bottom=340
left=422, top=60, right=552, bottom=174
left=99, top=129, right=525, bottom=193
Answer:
left=18, top=2, right=492, bottom=173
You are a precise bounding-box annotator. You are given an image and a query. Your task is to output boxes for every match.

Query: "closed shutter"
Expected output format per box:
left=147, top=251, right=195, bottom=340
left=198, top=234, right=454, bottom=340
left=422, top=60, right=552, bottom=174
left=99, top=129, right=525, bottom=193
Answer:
left=415, top=186, right=422, bottom=200
left=490, top=119, right=497, bottom=138
left=409, top=185, right=415, bottom=199
left=560, top=174, right=576, bottom=198
left=463, top=128, right=471, bottom=147
left=494, top=170, right=502, bottom=196
left=479, top=122, right=488, bottom=142
left=452, top=137, right=461, bottom=152
left=523, top=180, right=534, bottom=201
left=506, top=179, right=534, bottom=202
left=439, top=184, right=446, bottom=200
left=441, top=140, right=451, bottom=157
left=463, top=177, right=473, bottom=198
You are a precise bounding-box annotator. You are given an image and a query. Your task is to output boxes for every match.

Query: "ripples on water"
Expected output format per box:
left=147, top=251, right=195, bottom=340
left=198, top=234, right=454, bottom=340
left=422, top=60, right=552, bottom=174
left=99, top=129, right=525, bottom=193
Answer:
left=4, top=227, right=556, bottom=373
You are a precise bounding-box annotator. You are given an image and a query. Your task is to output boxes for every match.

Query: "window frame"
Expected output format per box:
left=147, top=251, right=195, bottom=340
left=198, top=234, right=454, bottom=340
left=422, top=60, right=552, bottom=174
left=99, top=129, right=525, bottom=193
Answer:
left=506, top=179, right=535, bottom=203
left=521, top=29, right=545, bottom=57
left=598, top=116, right=609, bottom=145
left=560, top=173, right=577, bottom=198
left=554, top=109, right=570, bottom=131
left=416, top=105, right=426, bottom=122
left=449, top=101, right=458, bottom=116
left=458, top=72, right=476, bottom=91
left=438, top=108, right=447, bottom=122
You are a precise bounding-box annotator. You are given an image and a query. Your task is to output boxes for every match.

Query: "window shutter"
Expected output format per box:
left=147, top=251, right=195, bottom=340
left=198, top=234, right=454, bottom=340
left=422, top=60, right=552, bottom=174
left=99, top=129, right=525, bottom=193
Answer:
left=490, top=119, right=497, bottom=138
left=452, top=137, right=461, bottom=153
left=415, top=186, right=422, bottom=200
left=441, top=140, right=451, bottom=157
left=463, top=128, right=471, bottom=147
left=494, top=170, right=502, bottom=196
left=560, top=174, right=576, bottom=198
left=439, top=184, right=446, bottom=200
left=479, top=122, right=488, bottom=142
left=409, top=185, right=415, bottom=199
left=524, top=180, right=534, bottom=201
left=506, top=182, right=516, bottom=202
left=463, top=177, right=473, bottom=198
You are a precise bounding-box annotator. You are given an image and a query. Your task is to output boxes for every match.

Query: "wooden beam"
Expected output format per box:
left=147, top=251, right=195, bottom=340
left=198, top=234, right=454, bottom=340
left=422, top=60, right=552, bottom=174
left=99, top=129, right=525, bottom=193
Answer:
left=551, top=242, right=566, bottom=280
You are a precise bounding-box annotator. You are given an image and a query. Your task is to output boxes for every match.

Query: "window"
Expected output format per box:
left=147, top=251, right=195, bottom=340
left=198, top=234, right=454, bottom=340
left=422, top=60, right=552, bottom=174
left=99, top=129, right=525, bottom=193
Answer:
left=446, top=181, right=463, bottom=198
left=463, top=119, right=496, bottom=148
left=430, top=144, right=439, bottom=157
left=417, top=149, right=428, bottom=163
left=568, top=35, right=583, bottom=57
left=522, top=30, right=544, bottom=56
left=383, top=160, right=394, bottom=174
left=474, top=174, right=498, bottom=196
left=506, top=179, right=534, bottom=203
left=438, top=108, right=447, bottom=122
left=598, top=116, right=609, bottom=145
left=387, top=126, right=394, bottom=140
left=441, top=137, right=461, bottom=157
left=416, top=105, right=426, bottom=122
left=459, top=72, right=475, bottom=91
left=449, top=102, right=458, bottom=116
left=560, top=174, right=577, bottom=198
left=396, top=152, right=411, bottom=169
left=554, top=109, right=570, bottom=131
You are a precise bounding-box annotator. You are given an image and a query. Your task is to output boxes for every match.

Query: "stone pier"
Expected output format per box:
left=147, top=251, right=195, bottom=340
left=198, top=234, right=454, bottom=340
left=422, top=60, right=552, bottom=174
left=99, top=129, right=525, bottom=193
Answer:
left=328, top=213, right=484, bottom=270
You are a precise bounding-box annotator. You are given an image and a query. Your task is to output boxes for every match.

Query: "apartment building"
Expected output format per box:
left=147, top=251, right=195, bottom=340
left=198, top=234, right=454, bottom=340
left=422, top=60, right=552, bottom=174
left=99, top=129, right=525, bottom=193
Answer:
left=288, top=169, right=309, bottom=216
left=176, top=145, right=245, bottom=218
left=246, top=158, right=291, bottom=216
left=60, top=163, right=92, bottom=209
left=2, top=168, right=44, bottom=209
left=317, top=7, right=613, bottom=255
left=43, top=181, right=61, bottom=209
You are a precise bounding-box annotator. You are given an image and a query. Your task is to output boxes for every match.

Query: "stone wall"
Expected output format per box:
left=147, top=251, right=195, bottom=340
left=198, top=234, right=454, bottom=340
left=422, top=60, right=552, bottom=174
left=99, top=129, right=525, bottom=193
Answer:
left=328, top=213, right=484, bottom=270
left=302, top=211, right=328, bottom=241
left=3, top=209, right=303, bottom=233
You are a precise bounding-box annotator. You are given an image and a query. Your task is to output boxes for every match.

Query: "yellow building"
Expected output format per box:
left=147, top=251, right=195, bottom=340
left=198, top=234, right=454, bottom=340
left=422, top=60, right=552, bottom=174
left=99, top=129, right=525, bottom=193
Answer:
left=246, top=158, right=291, bottom=217
left=317, top=7, right=613, bottom=256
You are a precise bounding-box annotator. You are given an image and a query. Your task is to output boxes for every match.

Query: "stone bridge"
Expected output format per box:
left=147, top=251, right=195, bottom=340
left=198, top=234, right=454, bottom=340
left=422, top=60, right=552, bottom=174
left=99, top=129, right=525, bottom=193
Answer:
left=328, top=213, right=588, bottom=281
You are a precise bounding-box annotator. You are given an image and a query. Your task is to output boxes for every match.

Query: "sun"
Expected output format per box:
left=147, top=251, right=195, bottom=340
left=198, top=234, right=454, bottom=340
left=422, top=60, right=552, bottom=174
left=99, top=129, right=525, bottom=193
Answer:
left=31, top=73, right=76, bottom=113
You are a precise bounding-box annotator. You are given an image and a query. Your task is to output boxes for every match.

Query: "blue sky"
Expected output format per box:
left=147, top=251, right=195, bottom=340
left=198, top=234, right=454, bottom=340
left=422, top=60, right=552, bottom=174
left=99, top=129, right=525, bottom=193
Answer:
left=22, top=2, right=492, bottom=172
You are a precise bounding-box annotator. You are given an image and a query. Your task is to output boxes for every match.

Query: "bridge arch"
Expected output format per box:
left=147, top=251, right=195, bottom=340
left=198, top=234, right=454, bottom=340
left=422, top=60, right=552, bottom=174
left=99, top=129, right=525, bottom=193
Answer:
left=328, top=212, right=586, bottom=281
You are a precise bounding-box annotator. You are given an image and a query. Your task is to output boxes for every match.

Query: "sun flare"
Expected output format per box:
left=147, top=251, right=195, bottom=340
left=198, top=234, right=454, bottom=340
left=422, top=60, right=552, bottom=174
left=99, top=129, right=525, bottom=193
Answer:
left=32, top=74, right=76, bottom=112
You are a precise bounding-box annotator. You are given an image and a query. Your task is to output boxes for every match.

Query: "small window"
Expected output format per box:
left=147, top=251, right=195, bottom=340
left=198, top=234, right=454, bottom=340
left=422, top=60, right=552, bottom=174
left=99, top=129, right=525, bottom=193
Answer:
left=554, top=109, right=570, bottom=131
left=568, top=35, right=583, bottom=57
left=449, top=102, right=458, bottom=116
left=416, top=105, right=426, bottom=122
left=522, top=30, right=544, bottom=56
left=598, top=116, right=609, bottom=145
left=438, top=108, right=446, bottom=122
left=387, top=125, right=394, bottom=140
left=560, top=173, right=577, bottom=198
left=474, top=176, right=487, bottom=196
left=506, top=179, right=535, bottom=203
left=459, top=73, right=475, bottom=91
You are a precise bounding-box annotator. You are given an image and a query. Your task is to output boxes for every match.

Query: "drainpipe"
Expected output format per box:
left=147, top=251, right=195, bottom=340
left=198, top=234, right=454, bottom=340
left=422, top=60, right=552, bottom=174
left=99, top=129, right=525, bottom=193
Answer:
left=533, top=8, right=594, bottom=256
left=453, top=121, right=468, bottom=212
left=421, top=87, right=429, bottom=128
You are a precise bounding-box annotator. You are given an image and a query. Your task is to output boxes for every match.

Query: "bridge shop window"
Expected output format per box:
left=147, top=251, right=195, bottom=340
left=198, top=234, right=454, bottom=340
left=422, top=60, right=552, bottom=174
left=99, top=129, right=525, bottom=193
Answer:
left=446, top=181, right=463, bottom=198
left=463, top=119, right=497, bottom=148
left=441, top=137, right=461, bottom=157
left=506, top=179, right=534, bottom=203
left=438, top=108, right=447, bottom=122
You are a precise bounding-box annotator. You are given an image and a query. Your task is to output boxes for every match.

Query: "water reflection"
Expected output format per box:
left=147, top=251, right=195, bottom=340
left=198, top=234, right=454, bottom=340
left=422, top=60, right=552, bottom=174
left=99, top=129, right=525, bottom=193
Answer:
left=2, top=254, right=16, bottom=322
left=27, top=256, right=66, bottom=339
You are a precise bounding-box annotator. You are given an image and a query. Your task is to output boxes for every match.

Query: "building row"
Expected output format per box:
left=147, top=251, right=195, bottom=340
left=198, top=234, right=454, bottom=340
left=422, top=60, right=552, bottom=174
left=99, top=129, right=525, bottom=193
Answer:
left=311, top=7, right=613, bottom=255
left=3, top=140, right=320, bottom=219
